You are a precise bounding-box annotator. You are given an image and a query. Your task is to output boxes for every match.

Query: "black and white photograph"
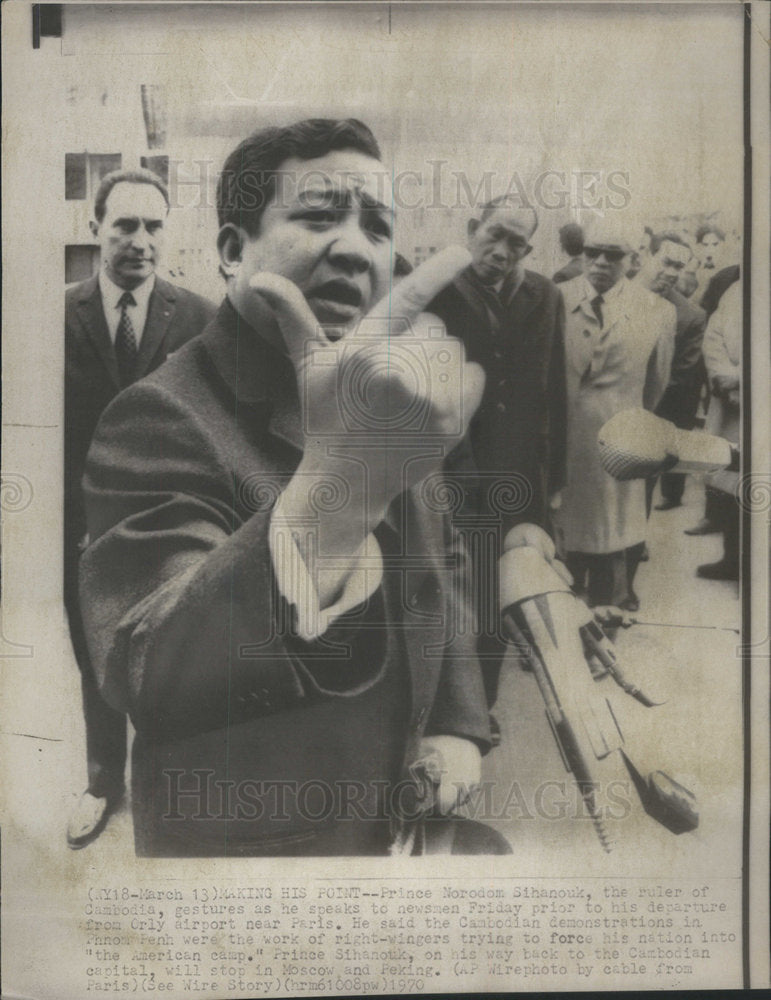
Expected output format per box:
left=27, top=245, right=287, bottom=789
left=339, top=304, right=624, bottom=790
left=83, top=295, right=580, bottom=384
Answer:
left=2, top=1, right=769, bottom=996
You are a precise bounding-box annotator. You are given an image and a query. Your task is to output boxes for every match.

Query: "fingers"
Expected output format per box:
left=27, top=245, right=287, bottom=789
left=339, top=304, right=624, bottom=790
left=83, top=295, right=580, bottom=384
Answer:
left=370, top=245, right=472, bottom=332
left=593, top=605, right=633, bottom=628
left=248, top=272, right=326, bottom=364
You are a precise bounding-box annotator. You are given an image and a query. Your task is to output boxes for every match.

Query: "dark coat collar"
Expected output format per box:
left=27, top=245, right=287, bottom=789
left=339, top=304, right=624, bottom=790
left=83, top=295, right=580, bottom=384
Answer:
left=453, top=265, right=545, bottom=326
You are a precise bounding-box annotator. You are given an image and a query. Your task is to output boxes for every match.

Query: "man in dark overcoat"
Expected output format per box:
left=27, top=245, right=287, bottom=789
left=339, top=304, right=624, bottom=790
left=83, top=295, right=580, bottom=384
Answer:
left=65, top=168, right=216, bottom=847
left=79, top=119, right=535, bottom=856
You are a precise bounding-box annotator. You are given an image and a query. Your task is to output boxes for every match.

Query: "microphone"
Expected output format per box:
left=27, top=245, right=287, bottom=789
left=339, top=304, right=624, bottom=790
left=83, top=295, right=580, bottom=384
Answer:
left=497, top=530, right=699, bottom=845
left=597, top=408, right=738, bottom=481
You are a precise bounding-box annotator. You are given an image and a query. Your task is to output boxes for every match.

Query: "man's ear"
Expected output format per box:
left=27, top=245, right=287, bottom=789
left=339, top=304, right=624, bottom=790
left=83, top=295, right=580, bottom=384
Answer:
left=467, top=218, right=480, bottom=240
left=217, top=224, right=245, bottom=278
left=88, top=220, right=99, bottom=238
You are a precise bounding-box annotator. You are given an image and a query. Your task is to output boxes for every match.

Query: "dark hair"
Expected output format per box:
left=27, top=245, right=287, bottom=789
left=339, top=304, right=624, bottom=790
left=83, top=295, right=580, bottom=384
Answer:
left=93, top=168, right=170, bottom=223
left=558, top=222, right=584, bottom=257
left=649, top=231, right=692, bottom=256
left=479, top=195, right=538, bottom=234
left=695, top=223, right=725, bottom=244
left=216, top=118, right=382, bottom=234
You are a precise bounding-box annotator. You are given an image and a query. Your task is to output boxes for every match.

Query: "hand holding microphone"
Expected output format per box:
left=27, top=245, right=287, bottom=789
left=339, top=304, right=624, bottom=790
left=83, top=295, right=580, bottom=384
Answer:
left=597, top=408, right=739, bottom=481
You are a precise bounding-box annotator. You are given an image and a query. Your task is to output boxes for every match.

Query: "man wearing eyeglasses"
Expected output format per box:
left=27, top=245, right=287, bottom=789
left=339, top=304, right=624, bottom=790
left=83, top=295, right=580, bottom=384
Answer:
left=556, top=221, right=676, bottom=611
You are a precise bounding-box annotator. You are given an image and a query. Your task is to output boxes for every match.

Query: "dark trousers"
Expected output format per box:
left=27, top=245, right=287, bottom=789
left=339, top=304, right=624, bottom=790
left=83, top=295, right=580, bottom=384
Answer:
left=645, top=472, right=685, bottom=513
left=712, top=490, right=740, bottom=568
left=65, top=548, right=127, bottom=800
left=566, top=546, right=644, bottom=608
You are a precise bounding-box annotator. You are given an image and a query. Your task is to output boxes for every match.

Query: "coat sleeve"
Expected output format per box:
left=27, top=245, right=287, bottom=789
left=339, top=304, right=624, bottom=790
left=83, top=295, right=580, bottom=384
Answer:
left=667, top=308, right=707, bottom=390
left=424, top=523, right=492, bottom=753
left=703, top=293, right=741, bottom=381
left=547, top=290, right=568, bottom=495
left=79, top=381, right=387, bottom=740
left=642, top=302, right=676, bottom=412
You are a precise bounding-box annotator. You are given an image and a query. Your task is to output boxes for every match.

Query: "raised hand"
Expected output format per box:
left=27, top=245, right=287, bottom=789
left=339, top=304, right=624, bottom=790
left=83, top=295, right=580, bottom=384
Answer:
left=252, top=247, right=485, bottom=605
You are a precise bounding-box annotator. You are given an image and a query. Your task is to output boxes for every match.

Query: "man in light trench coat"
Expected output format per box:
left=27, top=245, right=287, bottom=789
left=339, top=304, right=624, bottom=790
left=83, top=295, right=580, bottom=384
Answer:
left=556, top=221, right=676, bottom=610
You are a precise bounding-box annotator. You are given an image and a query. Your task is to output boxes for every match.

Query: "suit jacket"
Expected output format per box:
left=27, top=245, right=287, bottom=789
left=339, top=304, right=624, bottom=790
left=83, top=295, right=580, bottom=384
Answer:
left=429, top=266, right=567, bottom=532
left=553, top=257, right=584, bottom=285
left=65, top=274, right=217, bottom=569
left=703, top=282, right=741, bottom=495
left=655, top=287, right=707, bottom=428
left=79, top=299, right=491, bottom=855
left=557, top=276, right=675, bottom=553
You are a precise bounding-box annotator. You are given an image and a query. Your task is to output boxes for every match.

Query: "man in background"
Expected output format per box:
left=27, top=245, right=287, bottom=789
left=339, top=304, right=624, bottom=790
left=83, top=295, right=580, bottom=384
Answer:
left=65, top=168, right=216, bottom=848
left=684, top=225, right=740, bottom=537
left=430, top=195, right=566, bottom=534
left=429, top=195, right=566, bottom=709
left=697, top=282, right=741, bottom=581
left=633, top=232, right=706, bottom=512
left=552, top=222, right=584, bottom=284
left=556, top=221, right=675, bottom=612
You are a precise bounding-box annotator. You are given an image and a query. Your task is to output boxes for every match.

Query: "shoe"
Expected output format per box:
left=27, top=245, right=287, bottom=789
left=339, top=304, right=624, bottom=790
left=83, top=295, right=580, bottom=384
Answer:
left=66, top=787, right=124, bottom=849
left=696, top=560, right=739, bottom=581
left=684, top=518, right=721, bottom=536
left=655, top=499, right=682, bottom=511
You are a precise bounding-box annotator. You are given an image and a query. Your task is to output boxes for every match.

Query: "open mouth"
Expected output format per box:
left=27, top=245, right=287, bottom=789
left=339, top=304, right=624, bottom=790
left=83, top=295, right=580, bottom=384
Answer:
left=308, top=280, right=364, bottom=322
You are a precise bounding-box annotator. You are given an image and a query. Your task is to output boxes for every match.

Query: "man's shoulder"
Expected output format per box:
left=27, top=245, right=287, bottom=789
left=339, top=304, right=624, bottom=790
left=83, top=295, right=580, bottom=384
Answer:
left=558, top=274, right=587, bottom=310
left=668, top=287, right=706, bottom=328
left=65, top=275, right=99, bottom=307
left=522, top=268, right=558, bottom=293
left=629, top=279, right=673, bottom=311
left=154, top=277, right=218, bottom=318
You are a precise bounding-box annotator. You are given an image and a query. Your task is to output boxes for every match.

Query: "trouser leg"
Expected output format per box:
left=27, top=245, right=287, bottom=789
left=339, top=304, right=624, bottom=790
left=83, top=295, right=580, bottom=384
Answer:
left=65, top=551, right=126, bottom=800
left=81, top=672, right=127, bottom=799
left=660, top=472, right=686, bottom=504
left=625, top=541, right=646, bottom=600
left=567, top=551, right=626, bottom=607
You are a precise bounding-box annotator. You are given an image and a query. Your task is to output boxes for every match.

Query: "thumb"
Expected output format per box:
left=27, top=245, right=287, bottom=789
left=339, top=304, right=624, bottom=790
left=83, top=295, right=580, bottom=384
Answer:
left=249, top=272, right=327, bottom=365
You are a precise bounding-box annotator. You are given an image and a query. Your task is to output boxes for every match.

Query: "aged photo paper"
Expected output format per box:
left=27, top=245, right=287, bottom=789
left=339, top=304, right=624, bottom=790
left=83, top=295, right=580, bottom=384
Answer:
left=2, top=1, right=769, bottom=996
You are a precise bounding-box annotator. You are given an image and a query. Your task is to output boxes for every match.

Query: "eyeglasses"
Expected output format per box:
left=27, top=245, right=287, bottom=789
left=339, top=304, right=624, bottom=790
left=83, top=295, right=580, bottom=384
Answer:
left=584, top=247, right=627, bottom=263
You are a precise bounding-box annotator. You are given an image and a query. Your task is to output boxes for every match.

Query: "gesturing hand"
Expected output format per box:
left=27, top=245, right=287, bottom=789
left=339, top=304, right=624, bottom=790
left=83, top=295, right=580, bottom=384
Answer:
left=250, top=246, right=484, bottom=511
left=253, top=247, right=485, bottom=606
left=416, top=735, right=482, bottom=815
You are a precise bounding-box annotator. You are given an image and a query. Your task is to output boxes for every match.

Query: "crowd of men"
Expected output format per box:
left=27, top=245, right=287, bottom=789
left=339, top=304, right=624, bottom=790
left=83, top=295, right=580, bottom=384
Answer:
left=64, top=117, right=742, bottom=855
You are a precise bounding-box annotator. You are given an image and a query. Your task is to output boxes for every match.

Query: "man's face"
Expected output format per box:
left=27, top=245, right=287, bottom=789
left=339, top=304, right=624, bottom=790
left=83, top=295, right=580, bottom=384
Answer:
left=641, top=240, right=693, bottom=295
left=91, top=182, right=167, bottom=290
left=583, top=244, right=628, bottom=294
left=467, top=208, right=534, bottom=285
left=698, top=231, right=723, bottom=271
left=230, top=150, right=394, bottom=333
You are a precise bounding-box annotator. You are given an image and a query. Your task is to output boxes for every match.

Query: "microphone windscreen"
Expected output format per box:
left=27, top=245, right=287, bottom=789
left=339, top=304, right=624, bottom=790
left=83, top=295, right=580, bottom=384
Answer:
left=597, top=409, right=675, bottom=481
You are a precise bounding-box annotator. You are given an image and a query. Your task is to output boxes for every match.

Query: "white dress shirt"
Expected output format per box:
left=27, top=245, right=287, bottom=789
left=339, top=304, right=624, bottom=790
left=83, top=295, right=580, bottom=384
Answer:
left=99, top=271, right=155, bottom=347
